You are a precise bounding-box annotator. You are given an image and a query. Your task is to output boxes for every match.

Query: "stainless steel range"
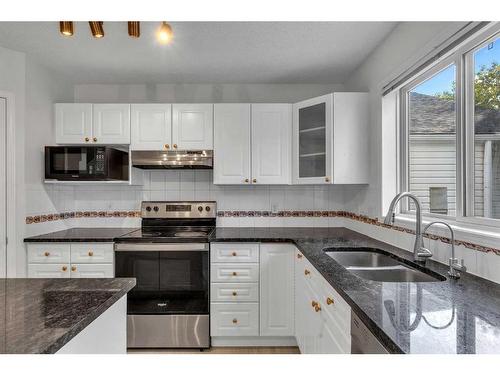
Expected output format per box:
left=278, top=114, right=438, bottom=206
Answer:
left=114, top=201, right=216, bottom=349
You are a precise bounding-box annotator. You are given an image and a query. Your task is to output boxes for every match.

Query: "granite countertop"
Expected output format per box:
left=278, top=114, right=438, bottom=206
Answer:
left=24, top=228, right=138, bottom=243
left=0, top=278, right=135, bottom=354
left=212, top=227, right=500, bottom=354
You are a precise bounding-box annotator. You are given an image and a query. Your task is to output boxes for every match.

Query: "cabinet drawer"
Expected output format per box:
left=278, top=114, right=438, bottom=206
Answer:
left=211, top=263, right=259, bottom=283
left=210, top=303, right=259, bottom=336
left=211, top=283, right=259, bottom=302
left=70, top=243, right=113, bottom=264
left=70, top=264, right=114, bottom=278
left=27, top=244, right=70, bottom=264
left=28, top=264, right=70, bottom=278
left=211, top=243, right=259, bottom=263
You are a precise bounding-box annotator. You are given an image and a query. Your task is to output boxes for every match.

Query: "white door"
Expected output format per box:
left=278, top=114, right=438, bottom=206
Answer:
left=55, top=103, right=93, bottom=144
left=292, top=94, right=333, bottom=184
left=130, top=104, right=172, bottom=150
left=251, top=104, right=291, bottom=184
left=92, top=104, right=130, bottom=144
left=172, top=104, right=213, bottom=150
left=0, top=98, right=6, bottom=278
left=213, top=104, right=251, bottom=185
left=260, top=244, right=295, bottom=336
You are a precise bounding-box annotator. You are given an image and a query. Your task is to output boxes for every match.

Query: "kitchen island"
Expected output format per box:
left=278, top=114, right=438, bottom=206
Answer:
left=0, top=278, right=135, bottom=354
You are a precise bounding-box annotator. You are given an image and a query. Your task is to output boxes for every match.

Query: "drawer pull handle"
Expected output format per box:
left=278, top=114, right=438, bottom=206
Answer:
left=297, top=253, right=303, bottom=259
left=88, top=251, right=94, bottom=256
left=232, top=271, right=237, bottom=276
left=311, top=301, right=319, bottom=308
left=232, top=252, right=237, bottom=256
left=315, top=305, right=321, bottom=312
left=84, top=137, right=89, bottom=142
left=304, top=269, right=310, bottom=275
left=232, top=291, right=237, bottom=296
left=93, top=137, right=98, bottom=142
left=232, top=318, right=238, bottom=324
left=62, top=266, right=67, bottom=271
left=44, top=251, right=50, bottom=257
left=71, top=266, right=77, bottom=272
left=326, top=297, right=334, bottom=305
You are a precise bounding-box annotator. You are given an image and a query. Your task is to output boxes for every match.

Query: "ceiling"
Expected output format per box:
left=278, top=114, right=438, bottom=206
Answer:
left=0, top=22, right=397, bottom=84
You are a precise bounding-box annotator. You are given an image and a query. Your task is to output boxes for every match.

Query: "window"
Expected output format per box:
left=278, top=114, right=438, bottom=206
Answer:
left=400, top=24, right=500, bottom=226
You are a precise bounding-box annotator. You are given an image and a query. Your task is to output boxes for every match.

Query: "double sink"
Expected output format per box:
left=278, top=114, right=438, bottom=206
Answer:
left=324, top=247, right=446, bottom=283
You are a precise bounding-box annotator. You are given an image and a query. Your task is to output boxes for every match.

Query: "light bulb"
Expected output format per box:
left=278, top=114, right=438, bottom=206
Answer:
left=157, top=22, right=173, bottom=44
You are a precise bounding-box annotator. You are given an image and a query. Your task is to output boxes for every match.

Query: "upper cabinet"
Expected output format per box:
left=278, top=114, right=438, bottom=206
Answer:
left=292, top=93, right=369, bottom=185
left=130, top=104, right=172, bottom=150
left=172, top=104, right=213, bottom=150
left=55, top=103, right=130, bottom=145
left=213, top=104, right=251, bottom=185
left=213, top=104, right=291, bottom=185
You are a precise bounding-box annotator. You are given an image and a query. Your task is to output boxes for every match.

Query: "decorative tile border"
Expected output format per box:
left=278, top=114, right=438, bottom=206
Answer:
left=25, top=209, right=500, bottom=256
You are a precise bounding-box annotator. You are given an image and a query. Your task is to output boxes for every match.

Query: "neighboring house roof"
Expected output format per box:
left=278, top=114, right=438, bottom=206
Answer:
left=409, top=92, right=500, bottom=135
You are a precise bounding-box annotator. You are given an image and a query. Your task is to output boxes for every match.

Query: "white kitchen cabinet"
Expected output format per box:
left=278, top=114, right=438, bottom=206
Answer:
left=55, top=103, right=93, bottom=144
left=210, top=303, right=259, bottom=336
left=130, top=104, right=172, bottom=150
left=70, top=243, right=114, bottom=264
left=292, top=92, right=369, bottom=184
left=92, top=104, right=131, bottom=144
left=27, top=243, right=70, bottom=264
left=70, top=264, right=114, bottom=278
left=172, top=104, right=213, bottom=150
left=259, top=244, right=295, bottom=336
left=251, top=104, right=291, bottom=185
left=211, top=243, right=259, bottom=263
left=213, top=104, right=251, bottom=184
left=28, top=264, right=70, bottom=278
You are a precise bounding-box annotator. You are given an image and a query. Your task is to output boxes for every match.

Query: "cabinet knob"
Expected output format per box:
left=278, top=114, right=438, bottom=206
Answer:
left=244, top=178, right=249, bottom=183
left=62, top=266, right=67, bottom=271
left=232, top=252, right=237, bottom=257
left=232, top=291, right=237, bottom=296
left=325, top=177, right=330, bottom=183
left=252, top=178, right=257, bottom=183
left=297, top=253, right=303, bottom=259
left=84, top=137, right=89, bottom=142
left=44, top=251, right=50, bottom=257
left=232, top=318, right=238, bottom=324
left=232, top=271, right=237, bottom=276
left=71, top=266, right=77, bottom=272
left=311, top=301, right=319, bottom=308
left=304, top=269, right=310, bottom=275
left=315, top=305, right=321, bottom=312
left=88, top=251, right=94, bottom=257
left=173, top=144, right=178, bottom=149
left=326, top=297, right=334, bottom=305
left=164, top=144, right=170, bottom=149
left=93, top=137, right=98, bottom=142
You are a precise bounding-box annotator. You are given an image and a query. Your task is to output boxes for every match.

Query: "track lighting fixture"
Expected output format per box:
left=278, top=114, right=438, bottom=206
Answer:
left=157, top=22, right=173, bottom=44
left=89, top=21, right=104, bottom=38
left=59, top=21, right=74, bottom=37
left=128, top=22, right=140, bottom=38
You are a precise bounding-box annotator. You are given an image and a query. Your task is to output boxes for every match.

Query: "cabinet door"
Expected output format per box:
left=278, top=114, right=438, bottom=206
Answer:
left=260, top=244, right=294, bottom=336
left=251, top=104, right=291, bottom=185
left=131, top=104, right=172, bottom=150
left=55, top=103, right=92, bottom=144
left=28, top=264, right=70, bottom=278
left=92, top=104, right=130, bottom=144
left=213, top=104, right=251, bottom=184
left=172, top=104, right=213, bottom=150
left=293, top=94, right=333, bottom=184
left=70, top=264, right=114, bottom=278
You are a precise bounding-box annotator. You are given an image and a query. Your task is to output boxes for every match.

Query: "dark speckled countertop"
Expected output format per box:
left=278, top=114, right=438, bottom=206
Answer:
left=0, top=278, right=135, bottom=354
left=212, top=227, right=500, bottom=354
left=24, top=228, right=138, bottom=242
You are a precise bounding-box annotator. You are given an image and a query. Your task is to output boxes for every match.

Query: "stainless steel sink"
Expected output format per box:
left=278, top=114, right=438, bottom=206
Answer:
left=324, top=249, right=445, bottom=283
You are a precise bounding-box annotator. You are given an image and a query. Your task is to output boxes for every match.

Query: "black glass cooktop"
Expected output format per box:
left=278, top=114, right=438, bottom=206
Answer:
left=116, top=226, right=215, bottom=243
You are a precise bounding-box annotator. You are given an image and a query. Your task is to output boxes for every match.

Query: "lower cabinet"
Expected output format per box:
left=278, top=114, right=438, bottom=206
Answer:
left=27, top=242, right=114, bottom=279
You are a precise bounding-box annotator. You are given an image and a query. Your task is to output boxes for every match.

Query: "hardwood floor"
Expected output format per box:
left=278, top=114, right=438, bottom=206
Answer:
left=128, top=346, right=300, bottom=354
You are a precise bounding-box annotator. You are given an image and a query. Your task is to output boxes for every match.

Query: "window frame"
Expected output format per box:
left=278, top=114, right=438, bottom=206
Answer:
left=398, top=22, right=500, bottom=228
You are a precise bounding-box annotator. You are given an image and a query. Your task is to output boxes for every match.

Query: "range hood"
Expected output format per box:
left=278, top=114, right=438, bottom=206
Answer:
left=131, top=150, right=213, bottom=169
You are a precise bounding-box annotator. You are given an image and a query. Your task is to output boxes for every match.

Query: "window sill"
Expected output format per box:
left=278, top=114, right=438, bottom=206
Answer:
left=394, top=214, right=500, bottom=250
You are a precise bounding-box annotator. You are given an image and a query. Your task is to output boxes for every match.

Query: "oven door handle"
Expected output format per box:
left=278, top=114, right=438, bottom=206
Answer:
left=114, top=243, right=209, bottom=252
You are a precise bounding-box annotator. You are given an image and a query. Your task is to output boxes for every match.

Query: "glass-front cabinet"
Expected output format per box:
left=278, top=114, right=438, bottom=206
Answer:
left=293, top=94, right=333, bottom=184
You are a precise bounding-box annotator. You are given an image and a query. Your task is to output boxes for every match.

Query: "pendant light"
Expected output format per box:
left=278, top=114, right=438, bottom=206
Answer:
left=128, top=22, right=140, bottom=38
left=157, top=22, right=173, bottom=44
left=59, top=21, right=74, bottom=37
left=89, top=21, right=104, bottom=38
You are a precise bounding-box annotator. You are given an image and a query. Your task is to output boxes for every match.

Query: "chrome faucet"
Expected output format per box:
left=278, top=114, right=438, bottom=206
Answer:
left=383, top=192, right=432, bottom=262
left=422, top=221, right=466, bottom=279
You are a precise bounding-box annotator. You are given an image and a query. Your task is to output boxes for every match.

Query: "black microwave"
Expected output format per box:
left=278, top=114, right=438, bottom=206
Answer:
left=45, top=146, right=129, bottom=181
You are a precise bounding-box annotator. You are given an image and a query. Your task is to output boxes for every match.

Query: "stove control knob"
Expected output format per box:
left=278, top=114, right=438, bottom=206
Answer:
left=205, top=206, right=211, bottom=212
left=145, top=206, right=152, bottom=212
left=153, top=206, right=159, bottom=212
left=198, top=206, right=203, bottom=212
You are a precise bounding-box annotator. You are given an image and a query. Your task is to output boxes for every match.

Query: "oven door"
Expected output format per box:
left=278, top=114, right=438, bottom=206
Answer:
left=114, top=243, right=209, bottom=315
